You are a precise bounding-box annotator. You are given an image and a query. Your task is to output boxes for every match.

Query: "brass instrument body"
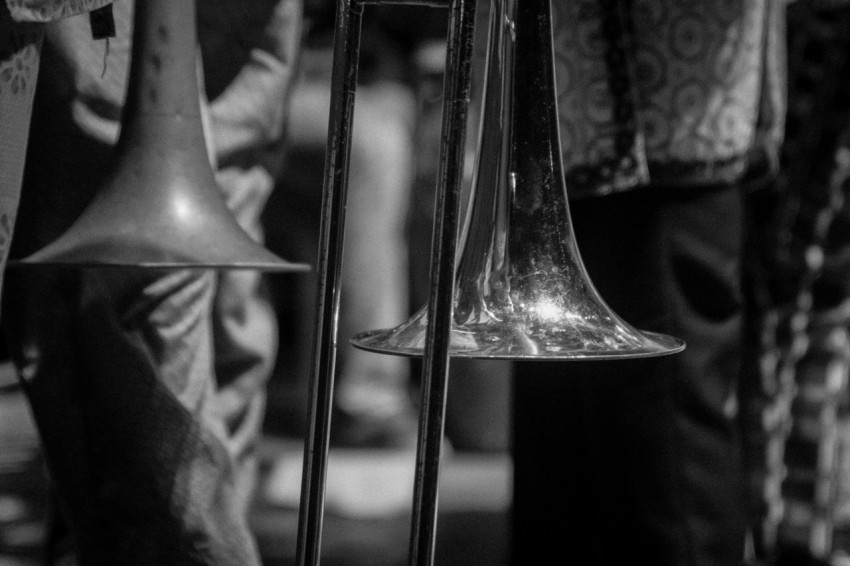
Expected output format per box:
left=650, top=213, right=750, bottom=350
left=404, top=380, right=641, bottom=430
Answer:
left=352, top=0, right=684, bottom=359
left=303, top=0, right=686, bottom=564
left=11, top=0, right=309, bottom=271
left=297, top=0, right=475, bottom=564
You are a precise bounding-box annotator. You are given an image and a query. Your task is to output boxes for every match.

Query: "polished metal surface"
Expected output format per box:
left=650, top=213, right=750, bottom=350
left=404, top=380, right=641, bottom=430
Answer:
left=352, top=0, right=684, bottom=359
left=405, top=1, right=477, bottom=565
left=296, top=0, right=363, bottom=563
left=11, top=0, right=309, bottom=271
left=296, top=0, right=478, bottom=564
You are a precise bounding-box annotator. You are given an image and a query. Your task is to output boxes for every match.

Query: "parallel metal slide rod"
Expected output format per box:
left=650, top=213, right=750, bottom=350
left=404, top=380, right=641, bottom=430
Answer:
left=407, top=1, right=476, bottom=564
left=295, top=1, right=362, bottom=564
left=295, top=0, right=474, bottom=565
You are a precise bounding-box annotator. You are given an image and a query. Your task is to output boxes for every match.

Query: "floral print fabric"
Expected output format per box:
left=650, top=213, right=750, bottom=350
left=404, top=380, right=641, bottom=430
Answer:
left=0, top=0, right=110, bottom=309
left=553, top=0, right=786, bottom=197
left=6, top=0, right=111, bottom=23
left=0, top=2, right=42, bottom=308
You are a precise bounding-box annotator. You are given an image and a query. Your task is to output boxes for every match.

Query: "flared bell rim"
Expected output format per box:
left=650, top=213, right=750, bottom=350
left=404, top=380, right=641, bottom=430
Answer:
left=6, top=135, right=312, bottom=273
left=7, top=234, right=311, bottom=272
left=7, top=259, right=310, bottom=271
left=351, top=325, right=685, bottom=360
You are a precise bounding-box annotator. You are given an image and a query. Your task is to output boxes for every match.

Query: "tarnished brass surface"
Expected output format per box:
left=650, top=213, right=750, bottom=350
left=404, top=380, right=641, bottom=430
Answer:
left=12, top=0, right=309, bottom=271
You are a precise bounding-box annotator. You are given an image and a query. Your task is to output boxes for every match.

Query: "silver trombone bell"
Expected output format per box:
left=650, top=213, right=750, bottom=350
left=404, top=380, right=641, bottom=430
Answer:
left=352, top=0, right=683, bottom=359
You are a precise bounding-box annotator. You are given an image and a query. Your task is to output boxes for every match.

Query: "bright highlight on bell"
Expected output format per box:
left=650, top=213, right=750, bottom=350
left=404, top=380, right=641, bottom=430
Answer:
left=8, top=0, right=309, bottom=272
left=351, top=0, right=684, bottom=360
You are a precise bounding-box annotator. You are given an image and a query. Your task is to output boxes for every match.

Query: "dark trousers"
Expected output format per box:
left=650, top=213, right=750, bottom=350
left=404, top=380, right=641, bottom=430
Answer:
left=512, top=185, right=747, bottom=565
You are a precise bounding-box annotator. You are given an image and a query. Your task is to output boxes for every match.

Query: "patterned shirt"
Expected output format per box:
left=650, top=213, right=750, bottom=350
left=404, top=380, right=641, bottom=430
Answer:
left=553, top=0, right=787, bottom=197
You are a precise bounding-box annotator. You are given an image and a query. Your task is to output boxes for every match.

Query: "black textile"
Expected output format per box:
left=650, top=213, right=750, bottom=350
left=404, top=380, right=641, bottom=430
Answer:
left=512, top=184, right=746, bottom=565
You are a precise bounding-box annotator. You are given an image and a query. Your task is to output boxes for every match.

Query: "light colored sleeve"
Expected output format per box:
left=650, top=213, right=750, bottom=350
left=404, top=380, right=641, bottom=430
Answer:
left=205, top=0, right=304, bottom=165
left=6, top=0, right=111, bottom=22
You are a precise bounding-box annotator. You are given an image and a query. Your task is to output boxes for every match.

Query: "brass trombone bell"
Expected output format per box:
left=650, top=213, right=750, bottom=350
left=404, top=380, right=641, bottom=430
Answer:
left=352, top=0, right=684, bottom=359
left=10, top=0, right=309, bottom=272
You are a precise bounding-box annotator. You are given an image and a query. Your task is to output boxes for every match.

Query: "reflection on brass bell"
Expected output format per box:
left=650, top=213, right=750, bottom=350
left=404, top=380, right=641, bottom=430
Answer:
left=352, top=0, right=682, bottom=359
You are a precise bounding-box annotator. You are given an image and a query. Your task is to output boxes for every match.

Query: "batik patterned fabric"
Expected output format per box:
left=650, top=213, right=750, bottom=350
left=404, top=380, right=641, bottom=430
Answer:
left=0, top=0, right=110, bottom=308
left=0, top=7, right=40, bottom=311
left=553, top=0, right=786, bottom=197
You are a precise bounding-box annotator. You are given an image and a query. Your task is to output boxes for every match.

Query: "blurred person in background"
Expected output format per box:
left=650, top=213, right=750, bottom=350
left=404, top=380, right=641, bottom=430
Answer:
left=265, top=0, right=423, bottom=450
left=739, top=1, right=850, bottom=564
left=512, top=2, right=786, bottom=564
left=267, top=1, right=510, bottom=456
left=0, top=0, right=303, bottom=563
